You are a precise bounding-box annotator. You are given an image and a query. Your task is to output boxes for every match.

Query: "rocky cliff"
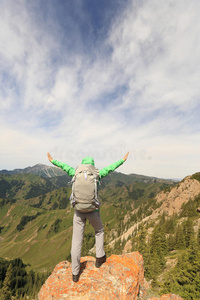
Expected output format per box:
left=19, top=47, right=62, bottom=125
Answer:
left=109, top=175, right=200, bottom=247
left=38, top=252, right=183, bottom=300
left=153, top=175, right=200, bottom=216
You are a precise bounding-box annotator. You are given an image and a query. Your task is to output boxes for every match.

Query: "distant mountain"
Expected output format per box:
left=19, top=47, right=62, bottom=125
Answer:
left=0, top=163, right=66, bottom=178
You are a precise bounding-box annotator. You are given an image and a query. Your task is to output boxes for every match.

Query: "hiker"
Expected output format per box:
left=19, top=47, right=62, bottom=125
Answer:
left=47, top=151, right=129, bottom=282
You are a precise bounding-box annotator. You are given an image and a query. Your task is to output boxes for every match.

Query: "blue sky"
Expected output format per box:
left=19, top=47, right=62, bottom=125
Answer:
left=0, top=0, right=200, bottom=179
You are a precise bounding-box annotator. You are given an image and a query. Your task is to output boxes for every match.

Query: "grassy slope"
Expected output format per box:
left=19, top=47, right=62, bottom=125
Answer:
left=0, top=173, right=55, bottom=201
left=0, top=202, right=73, bottom=271
left=0, top=200, right=130, bottom=272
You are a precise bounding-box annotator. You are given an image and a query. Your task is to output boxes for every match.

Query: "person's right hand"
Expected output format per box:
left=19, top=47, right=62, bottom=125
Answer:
left=47, top=152, right=53, bottom=162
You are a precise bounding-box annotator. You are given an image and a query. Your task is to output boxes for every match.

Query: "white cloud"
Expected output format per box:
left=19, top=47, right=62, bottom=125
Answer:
left=108, top=0, right=200, bottom=112
left=0, top=0, right=200, bottom=179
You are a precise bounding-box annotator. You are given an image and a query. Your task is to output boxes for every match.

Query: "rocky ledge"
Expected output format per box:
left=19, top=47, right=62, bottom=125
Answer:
left=38, top=252, right=183, bottom=300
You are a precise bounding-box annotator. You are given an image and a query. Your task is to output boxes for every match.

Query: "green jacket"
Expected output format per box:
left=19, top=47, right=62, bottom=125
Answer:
left=51, top=156, right=124, bottom=179
left=51, top=157, right=124, bottom=212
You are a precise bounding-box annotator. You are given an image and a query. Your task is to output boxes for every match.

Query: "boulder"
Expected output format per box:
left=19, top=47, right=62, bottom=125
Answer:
left=38, top=252, right=183, bottom=300
left=38, top=252, right=145, bottom=300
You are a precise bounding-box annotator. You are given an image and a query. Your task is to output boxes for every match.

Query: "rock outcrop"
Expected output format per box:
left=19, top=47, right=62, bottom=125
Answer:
left=38, top=252, right=183, bottom=300
left=109, top=176, right=200, bottom=247
left=154, top=176, right=200, bottom=216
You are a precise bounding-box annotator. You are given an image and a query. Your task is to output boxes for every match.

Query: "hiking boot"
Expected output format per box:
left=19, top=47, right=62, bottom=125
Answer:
left=95, top=254, right=106, bottom=268
left=72, top=274, right=79, bottom=282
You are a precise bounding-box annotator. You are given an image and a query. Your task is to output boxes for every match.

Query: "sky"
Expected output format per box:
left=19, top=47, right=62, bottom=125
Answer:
left=0, top=0, right=200, bottom=179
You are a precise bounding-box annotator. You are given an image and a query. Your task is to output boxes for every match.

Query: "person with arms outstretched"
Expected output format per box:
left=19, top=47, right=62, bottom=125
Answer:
left=47, top=151, right=129, bottom=282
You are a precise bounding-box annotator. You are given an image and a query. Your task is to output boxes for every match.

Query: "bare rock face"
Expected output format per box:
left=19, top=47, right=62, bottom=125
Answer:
left=38, top=252, right=183, bottom=300
left=154, top=176, right=200, bottom=216
left=38, top=252, right=145, bottom=300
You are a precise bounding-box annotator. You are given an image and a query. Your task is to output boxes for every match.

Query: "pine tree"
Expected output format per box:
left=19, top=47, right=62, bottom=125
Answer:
left=162, top=241, right=200, bottom=300
left=0, top=263, right=13, bottom=300
left=175, top=225, right=186, bottom=250
left=160, top=230, right=168, bottom=256
left=25, top=269, right=34, bottom=295
left=183, top=218, right=195, bottom=248
left=104, top=243, right=113, bottom=257
left=165, top=214, right=176, bottom=234
left=167, top=233, right=175, bottom=251
left=197, top=226, right=200, bottom=246
left=146, top=250, right=161, bottom=283
left=137, top=223, right=147, bottom=254
left=144, top=226, right=166, bottom=281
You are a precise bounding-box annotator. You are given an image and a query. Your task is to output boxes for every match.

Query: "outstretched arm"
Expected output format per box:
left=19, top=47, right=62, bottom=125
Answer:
left=47, top=152, right=75, bottom=177
left=99, top=152, right=129, bottom=178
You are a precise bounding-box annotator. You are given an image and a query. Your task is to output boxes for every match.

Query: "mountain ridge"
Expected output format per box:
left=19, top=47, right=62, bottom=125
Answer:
left=0, top=163, right=65, bottom=178
left=106, top=173, right=200, bottom=250
left=0, top=163, right=179, bottom=181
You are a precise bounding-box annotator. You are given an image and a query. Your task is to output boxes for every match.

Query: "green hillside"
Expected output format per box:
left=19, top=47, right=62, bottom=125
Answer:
left=131, top=194, right=200, bottom=300
left=0, top=170, right=172, bottom=201
left=0, top=173, right=56, bottom=202
left=0, top=172, right=173, bottom=273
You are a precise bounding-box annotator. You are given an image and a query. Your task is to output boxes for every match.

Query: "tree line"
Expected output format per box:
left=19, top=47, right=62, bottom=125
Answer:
left=132, top=207, right=200, bottom=300
left=0, top=258, right=48, bottom=300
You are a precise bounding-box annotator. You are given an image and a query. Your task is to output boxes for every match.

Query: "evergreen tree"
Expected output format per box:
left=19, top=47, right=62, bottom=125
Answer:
left=144, top=226, right=166, bottom=281
left=162, top=242, right=200, bottom=300
left=0, top=263, right=13, bottom=300
left=137, top=223, right=147, bottom=254
left=145, top=249, right=160, bottom=283
left=183, top=218, right=195, bottom=248
left=160, top=230, right=168, bottom=256
left=104, top=222, right=113, bottom=256
left=164, top=214, right=176, bottom=234
left=25, top=269, right=34, bottom=295
left=175, top=225, right=186, bottom=250
left=104, top=243, right=113, bottom=257
left=167, top=233, right=175, bottom=251
left=197, top=226, right=200, bottom=246
left=150, top=229, right=166, bottom=263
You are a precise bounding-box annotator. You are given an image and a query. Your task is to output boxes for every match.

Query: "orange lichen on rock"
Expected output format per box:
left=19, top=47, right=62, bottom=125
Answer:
left=38, top=252, right=145, bottom=300
left=38, top=252, right=183, bottom=300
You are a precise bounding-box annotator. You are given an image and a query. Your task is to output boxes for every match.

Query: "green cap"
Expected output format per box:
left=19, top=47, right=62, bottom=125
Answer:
left=81, top=157, right=95, bottom=166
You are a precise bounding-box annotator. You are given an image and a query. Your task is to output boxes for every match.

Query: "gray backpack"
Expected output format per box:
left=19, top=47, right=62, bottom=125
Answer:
left=70, top=164, right=100, bottom=212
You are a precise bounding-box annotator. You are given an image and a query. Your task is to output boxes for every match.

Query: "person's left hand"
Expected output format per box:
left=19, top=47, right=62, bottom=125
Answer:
left=47, top=152, right=53, bottom=162
left=123, top=152, right=129, bottom=161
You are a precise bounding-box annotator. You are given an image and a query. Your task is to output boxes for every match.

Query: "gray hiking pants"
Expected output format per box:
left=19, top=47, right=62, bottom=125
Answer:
left=71, top=210, right=105, bottom=275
